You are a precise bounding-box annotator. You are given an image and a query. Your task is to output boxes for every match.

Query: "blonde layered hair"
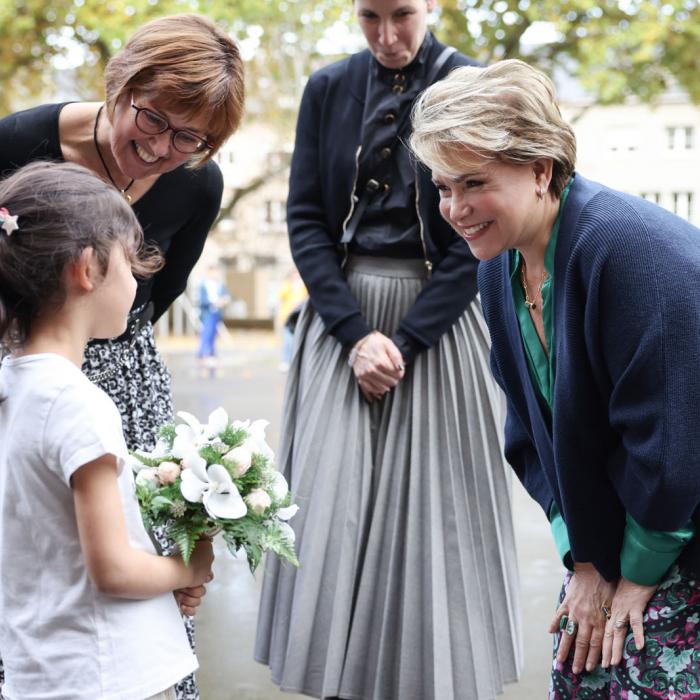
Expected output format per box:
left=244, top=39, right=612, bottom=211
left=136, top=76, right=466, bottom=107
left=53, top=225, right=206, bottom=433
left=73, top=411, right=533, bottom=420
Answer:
left=104, top=13, right=245, bottom=167
left=410, top=59, right=576, bottom=197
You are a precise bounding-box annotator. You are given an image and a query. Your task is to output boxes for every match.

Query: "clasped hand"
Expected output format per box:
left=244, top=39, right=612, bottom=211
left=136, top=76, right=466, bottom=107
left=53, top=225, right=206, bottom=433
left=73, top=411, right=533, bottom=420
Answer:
left=351, top=331, right=405, bottom=403
left=550, top=563, right=657, bottom=674
left=549, top=562, right=617, bottom=674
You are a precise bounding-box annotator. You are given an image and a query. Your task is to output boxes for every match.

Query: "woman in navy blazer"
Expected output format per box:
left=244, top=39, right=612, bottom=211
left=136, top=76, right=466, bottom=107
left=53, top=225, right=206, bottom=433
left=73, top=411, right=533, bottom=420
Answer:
left=411, top=59, right=700, bottom=698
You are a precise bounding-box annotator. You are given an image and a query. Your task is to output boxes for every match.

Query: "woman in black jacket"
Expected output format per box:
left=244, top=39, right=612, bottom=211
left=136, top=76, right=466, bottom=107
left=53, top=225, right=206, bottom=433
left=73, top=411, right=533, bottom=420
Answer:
left=255, top=2, right=522, bottom=698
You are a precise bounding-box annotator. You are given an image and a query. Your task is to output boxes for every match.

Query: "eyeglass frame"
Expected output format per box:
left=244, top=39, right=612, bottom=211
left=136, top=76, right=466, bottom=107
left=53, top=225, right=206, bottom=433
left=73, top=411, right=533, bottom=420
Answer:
left=129, top=93, right=214, bottom=154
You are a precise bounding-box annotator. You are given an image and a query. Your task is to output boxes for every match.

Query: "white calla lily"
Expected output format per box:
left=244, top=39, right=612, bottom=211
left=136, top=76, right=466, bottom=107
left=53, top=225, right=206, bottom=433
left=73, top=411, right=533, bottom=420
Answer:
left=150, top=438, right=171, bottom=458
left=171, top=423, right=198, bottom=458
left=277, top=504, right=299, bottom=521
left=134, top=438, right=172, bottom=462
left=269, top=471, right=289, bottom=501
left=206, top=407, right=229, bottom=438
left=180, top=462, right=247, bottom=520
left=180, top=449, right=208, bottom=478
left=174, top=408, right=230, bottom=450
left=246, top=420, right=275, bottom=460
left=177, top=410, right=204, bottom=435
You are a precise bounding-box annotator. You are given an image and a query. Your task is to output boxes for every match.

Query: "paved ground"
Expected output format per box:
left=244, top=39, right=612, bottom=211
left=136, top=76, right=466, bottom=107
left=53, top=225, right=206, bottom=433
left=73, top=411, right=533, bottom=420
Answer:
left=161, top=331, right=563, bottom=700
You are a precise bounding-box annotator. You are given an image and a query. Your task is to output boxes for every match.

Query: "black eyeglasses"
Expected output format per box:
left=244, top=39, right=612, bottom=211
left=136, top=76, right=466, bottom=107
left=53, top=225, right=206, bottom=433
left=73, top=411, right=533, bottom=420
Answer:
left=130, top=95, right=213, bottom=154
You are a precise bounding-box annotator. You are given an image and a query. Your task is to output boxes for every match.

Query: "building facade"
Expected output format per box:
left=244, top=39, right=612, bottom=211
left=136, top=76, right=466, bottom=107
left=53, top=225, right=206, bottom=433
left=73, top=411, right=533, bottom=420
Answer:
left=562, top=93, right=699, bottom=227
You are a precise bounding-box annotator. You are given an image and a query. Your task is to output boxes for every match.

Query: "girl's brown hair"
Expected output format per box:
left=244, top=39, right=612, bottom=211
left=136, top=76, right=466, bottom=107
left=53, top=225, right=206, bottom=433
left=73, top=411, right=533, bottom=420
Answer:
left=0, top=161, right=162, bottom=349
left=104, top=13, right=245, bottom=167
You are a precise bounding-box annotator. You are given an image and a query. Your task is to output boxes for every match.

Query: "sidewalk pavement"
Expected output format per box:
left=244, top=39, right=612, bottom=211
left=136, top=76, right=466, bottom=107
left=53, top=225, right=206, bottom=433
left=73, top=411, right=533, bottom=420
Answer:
left=162, top=333, right=562, bottom=699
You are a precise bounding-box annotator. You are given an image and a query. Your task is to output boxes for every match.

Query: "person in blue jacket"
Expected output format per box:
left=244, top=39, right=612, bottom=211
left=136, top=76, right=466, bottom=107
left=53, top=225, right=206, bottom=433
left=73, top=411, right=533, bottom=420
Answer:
left=410, top=58, right=700, bottom=698
left=255, top=1, right=523, bottom=698
left=196, top=263, right=230, bottom=376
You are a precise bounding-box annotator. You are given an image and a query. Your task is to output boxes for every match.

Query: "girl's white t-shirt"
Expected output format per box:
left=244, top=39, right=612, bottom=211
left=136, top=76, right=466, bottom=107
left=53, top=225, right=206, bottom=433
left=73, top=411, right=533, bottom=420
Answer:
left=0, top=354, right=197, bottom=700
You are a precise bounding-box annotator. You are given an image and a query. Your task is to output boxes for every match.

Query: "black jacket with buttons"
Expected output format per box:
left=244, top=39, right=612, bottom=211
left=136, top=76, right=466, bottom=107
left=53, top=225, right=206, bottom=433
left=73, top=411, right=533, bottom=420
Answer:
left=287, top=36, right=479, bottom=362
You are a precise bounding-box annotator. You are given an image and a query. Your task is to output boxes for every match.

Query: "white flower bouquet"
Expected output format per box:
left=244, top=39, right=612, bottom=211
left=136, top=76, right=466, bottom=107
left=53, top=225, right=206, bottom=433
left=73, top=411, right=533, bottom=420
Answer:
left=131, top=407, right=299, bottom=573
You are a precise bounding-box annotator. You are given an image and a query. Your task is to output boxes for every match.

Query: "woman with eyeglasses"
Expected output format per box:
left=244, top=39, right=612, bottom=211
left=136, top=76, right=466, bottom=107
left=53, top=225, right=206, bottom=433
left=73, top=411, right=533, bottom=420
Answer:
left=0, top=13, right=244, bottom=700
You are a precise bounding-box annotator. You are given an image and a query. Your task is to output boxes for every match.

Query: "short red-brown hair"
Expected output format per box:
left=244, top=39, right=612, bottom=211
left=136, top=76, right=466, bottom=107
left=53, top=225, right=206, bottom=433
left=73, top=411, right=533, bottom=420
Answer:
left=104, top=13, right=245, bottom=167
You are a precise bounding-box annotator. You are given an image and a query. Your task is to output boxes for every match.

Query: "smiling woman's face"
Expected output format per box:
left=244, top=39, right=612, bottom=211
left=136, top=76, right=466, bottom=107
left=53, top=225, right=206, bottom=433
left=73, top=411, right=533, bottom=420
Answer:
left=433, top=155, right=549, bottom=261
left=355, top=0, right=435, bottom=70
left=108, top=92, right=210, bottom=180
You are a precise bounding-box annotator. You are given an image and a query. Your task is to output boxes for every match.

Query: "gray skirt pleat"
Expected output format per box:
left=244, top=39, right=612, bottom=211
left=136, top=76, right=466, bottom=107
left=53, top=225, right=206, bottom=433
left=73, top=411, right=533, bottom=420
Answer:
left=255, top=256, right=523, bottom=700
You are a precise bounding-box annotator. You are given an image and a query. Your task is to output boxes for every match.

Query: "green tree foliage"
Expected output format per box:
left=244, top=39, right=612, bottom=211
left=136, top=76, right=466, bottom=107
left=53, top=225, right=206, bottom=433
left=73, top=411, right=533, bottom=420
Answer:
left=0, top=0, right=350, bottom=121
left=2, top=0, right=698, bottom=215
left=2, top=0, right=699, bottom=117
left=437, top=0, right=700, bottom=104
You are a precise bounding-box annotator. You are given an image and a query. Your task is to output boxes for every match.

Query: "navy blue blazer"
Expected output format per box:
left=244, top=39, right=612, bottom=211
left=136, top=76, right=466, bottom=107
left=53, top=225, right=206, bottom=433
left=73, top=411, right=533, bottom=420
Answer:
left=479, top=174, right=700, bottom=581
left=287, top=37, right=479, bottom=362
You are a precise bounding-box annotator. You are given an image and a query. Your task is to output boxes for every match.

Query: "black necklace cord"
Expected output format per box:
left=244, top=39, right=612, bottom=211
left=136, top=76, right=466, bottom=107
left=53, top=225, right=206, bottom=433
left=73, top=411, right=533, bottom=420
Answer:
left=93, top=104, right=135, bottom=203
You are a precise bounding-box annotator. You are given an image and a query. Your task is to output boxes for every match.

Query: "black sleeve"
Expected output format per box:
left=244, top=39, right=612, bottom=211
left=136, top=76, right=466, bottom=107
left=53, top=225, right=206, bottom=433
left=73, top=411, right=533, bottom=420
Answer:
left=149, top=165, right=224, bottom=322
left=287, top=78, right=372, bottom=350
left=0, top=104, right=63, bottom=176
left=392, top=224, right=478, bottom=363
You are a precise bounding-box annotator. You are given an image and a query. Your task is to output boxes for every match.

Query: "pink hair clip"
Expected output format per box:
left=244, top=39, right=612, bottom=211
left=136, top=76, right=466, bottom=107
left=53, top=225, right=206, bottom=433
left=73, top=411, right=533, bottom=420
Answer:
left=0, top=207, right=19, bottom=236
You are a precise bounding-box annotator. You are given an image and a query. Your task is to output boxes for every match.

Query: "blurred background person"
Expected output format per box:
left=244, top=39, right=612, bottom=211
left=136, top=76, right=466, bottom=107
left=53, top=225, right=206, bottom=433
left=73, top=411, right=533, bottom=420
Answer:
left=410, top=59, right=700, bottom=699
left=255, top=1, right=522, bottom=698
left=197, top=263, right=231, bottom=378
left=0, top=14, right=244, bottom=700
left=276, top=267, right=307, bottom=371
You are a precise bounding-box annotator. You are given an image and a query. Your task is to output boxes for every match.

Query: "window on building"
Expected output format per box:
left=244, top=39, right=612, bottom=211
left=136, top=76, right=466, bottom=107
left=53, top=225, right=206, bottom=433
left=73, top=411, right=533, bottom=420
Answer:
left=667, top=126, right=695, bottom=150
left=607, top=126, right=638, bottom=152
left=672, top=191, right=693, bottom=220
left=685, top=127, right=694, bottom=150
left=264, top=199, right=286, bottom=225
left=640, top=192, right=661, bottom=205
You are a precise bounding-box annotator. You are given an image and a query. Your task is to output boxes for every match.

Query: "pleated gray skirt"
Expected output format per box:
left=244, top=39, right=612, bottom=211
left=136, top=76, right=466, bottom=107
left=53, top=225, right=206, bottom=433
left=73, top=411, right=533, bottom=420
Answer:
left=255, top=256, right=523, bottom=700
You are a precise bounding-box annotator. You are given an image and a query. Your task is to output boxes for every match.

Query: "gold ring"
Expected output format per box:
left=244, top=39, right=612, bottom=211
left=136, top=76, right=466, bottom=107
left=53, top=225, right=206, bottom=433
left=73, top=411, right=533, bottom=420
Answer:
left=601, top=604, right=612, bottom=620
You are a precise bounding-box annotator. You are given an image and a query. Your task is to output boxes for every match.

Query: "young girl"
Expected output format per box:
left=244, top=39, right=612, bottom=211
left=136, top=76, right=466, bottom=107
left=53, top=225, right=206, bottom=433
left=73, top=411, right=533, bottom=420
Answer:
left=0, top=161, right=214, bottom=700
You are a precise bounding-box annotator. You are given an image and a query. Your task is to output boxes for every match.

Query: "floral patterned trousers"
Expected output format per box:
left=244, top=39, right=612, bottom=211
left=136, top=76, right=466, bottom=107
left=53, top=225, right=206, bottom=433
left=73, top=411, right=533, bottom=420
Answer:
left=549, top=566, right=700, bottom=699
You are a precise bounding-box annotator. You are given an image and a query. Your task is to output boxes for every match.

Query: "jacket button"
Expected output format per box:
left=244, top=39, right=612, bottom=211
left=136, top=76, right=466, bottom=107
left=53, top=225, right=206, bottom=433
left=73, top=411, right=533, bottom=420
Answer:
left=382, top=182, right=390, bottom=193
left=383, top=112, right=396, bottom=124
left=380, top=147, right=392, bottom=159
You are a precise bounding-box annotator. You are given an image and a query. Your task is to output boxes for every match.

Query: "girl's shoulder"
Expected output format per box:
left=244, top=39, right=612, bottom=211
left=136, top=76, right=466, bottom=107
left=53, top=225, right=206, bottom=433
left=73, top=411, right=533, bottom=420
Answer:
left=3, top=353, right=113, bottom=417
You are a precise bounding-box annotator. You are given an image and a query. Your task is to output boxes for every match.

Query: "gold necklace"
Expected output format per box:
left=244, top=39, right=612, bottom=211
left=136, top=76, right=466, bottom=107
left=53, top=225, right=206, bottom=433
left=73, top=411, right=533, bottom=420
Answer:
left=520, top=263, right=548, bottom=311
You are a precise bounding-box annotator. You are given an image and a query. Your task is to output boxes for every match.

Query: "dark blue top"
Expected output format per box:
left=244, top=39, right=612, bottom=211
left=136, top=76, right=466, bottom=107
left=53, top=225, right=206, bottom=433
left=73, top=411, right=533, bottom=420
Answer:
left=478, top=174, right=700, bottom=581
left=352, top=33, right=433, bottom=258
left=286, top=36, right=479, bottom=362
